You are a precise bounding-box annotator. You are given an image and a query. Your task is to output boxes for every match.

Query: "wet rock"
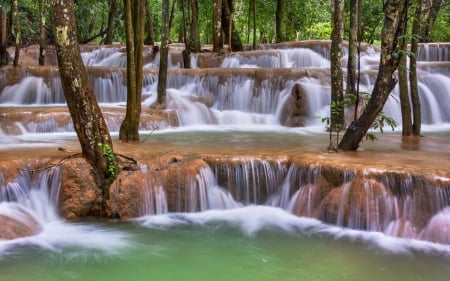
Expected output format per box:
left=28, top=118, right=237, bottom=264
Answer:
left=59, top=158, right=101, bottom=220
left=0, top=207, right=42, bottom=240
left=282, top=83, right=309, bottom=127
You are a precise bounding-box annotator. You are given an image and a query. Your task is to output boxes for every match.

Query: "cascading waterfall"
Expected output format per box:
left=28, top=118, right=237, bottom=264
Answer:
left=185, top=166, right=240, bottom=212
left=1, top=42, right=449, bottom=133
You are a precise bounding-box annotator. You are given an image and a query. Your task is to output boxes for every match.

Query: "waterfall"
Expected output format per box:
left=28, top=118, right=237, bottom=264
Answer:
left=185, top=166, right=240, bottom=212
left=0, top=165, right=61, bottom=230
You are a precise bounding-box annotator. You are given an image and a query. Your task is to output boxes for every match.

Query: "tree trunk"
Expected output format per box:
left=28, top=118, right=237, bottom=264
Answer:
left=339, top=0, right=408, bottom=151
left=51, top=0, right=116, bottom=197
left=158, top=0, right=170, bottom=105
left=119, top=0, right=144, bottom=142
left=252, top=0, right=256, bottom=49
left=144, top=2, right=154, bottom=45
left=38, top=0, right=47, bottom=66
left=346, top=0, right=358, bottom=99
left=275, top=0, right=284, bottom=43
left=398, top=34, right=412, bottom=136
left=330, top=0, right=345, bottom=149
left=221, top=0, right=243, bottom=51
left=104, top=0, right=118, bottom=45
left=213, top=0, right=223, bottom=52
left=12, top=0, right=20, bottom=67
left=0, top=9, right=8, bottom=66
left=190, top=0, right=200, bottom=53
left=419, top=0, right=442, bottom=42
left=409, top=0, right=421, bottom=136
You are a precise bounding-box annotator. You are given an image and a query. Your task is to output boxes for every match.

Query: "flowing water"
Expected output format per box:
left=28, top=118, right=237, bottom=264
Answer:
left=1, top=41, right=450, bottom=280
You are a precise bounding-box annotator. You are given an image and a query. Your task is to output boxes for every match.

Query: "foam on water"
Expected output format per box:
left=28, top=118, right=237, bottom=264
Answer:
left=135, top=205, right=450, bottom=256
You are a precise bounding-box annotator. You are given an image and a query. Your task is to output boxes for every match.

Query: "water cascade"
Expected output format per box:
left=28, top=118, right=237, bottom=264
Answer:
left=1, top=41, right=450, bottom=279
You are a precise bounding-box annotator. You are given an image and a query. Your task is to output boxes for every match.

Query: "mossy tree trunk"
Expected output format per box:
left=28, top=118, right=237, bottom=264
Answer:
left=339, top=0, right=408, bottom=151
left=51, top=0, right=117, bottom=200
left=346, top=0, right=358, bottom=109
left=119, top=0, right=144, bottom=142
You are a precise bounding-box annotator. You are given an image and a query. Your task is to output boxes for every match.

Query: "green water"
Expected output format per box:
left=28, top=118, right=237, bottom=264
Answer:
left=1, top=208, right=449, bottom=281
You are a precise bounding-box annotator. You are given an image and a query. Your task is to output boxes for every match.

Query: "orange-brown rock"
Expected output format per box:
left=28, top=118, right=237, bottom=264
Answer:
left=59, top=158, right=102, bottom=220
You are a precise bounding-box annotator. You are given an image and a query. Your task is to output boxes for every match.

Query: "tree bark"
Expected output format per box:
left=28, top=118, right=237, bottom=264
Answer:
left=213, top=0, right=223, bottom=52
left=119, top=0, right=144, bottom=142
left=38, top=0, right=47, bottom=65
left=330, top=0, right=345, bottom=149
left=221, top=0, right=243, bottom=51
left=190, top=0, right=200, bottom=53
left=275, top=0, right=284, bottom=43
left=0, top=9, right=8, bottom=66
left=398, top=34, right=412, bottom=136
left=157, top=0, right=170, bottom=105
left=144, top=2, right=154, bottom=45
left=346, top=0, right=358, bottom=99
left=339, top=0, right=408, bottom=151
left=51, top=0, right=116, bottom=196
left=12, top=0, right=20, bottom=67
left=104, top=0, right=118, bottom=45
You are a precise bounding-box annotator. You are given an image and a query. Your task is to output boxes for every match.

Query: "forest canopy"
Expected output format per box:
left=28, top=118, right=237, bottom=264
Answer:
left=0, top=0, right=449, bottom=47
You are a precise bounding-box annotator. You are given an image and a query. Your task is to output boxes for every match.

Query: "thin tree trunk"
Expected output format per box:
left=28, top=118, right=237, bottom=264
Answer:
left=252, top=0, right=256, bottom=50
left=144, top=2, right=154, bottom=45
left=120, top=0, right=144, bottom=141
left=339, top=0, right=408, bottom=151
left=158, top=0, right=170, bottom=105
left=51, top=0, right=116, bottom=197
left=213, top=0, right=223, bottom=52
left=38, top=0, right=47, bottom=65
left=221, top=0, right=243, bottom=51
left=12, top=0, right=20, bottom=67
left=104, top=0, right=118, bottom=45
left=399, top=36, right=412, bottom=136
left=330, top=0, right=345, bottom=149
left=346, top=0, right=358, bottom=98
left=409, top=0, right=421, bottom=136
left=0, top=9, right=9, bottom=66
left=190, top=0, right=200, bottom=52
left=275, top=0, right=284, bottom=43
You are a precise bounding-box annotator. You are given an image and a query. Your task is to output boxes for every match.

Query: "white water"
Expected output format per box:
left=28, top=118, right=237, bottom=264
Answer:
left=136, top=205, right=450, bottom=256
left=0, top=167, right=131, bottom=256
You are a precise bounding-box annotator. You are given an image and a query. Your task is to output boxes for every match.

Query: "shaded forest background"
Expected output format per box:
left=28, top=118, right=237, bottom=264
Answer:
left=1, top=0, right=449, bottom=48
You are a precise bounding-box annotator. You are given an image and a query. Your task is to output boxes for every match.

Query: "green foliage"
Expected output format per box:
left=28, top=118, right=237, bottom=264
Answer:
left=102, top=144, right=118, bottom=178
left=430, top=7, right=450, bottom=42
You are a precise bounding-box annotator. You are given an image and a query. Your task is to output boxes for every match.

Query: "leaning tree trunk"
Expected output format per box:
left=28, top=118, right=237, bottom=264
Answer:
left=51, top=0, right=117, bottom=197
left=119, top=0, right=144, bottom=141
left=157, top=0, right=170, bottom=105
left=339, top=0, right=408, bottom=151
